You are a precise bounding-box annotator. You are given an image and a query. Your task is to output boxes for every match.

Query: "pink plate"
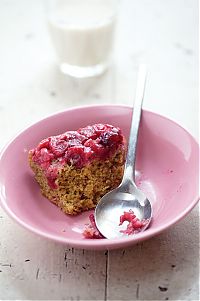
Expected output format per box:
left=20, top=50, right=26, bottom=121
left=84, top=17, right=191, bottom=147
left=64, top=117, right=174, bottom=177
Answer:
left=0, top=105, right=199, bottom=250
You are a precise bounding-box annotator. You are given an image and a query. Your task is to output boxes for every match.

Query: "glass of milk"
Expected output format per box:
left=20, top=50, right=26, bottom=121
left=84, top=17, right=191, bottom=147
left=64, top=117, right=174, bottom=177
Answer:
left=47, top=0, right=118, bottom=78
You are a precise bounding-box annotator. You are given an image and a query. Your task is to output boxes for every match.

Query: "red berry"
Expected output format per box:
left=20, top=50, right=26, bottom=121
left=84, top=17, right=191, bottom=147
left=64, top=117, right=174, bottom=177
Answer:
left=49, top=137, right=69, bottom=157
left=119, top=210, right=146, bottom=235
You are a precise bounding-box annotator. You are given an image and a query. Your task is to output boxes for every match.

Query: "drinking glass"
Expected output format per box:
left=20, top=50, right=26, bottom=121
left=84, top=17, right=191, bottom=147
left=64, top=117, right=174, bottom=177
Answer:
left=47, top=0, right=118, bottom=78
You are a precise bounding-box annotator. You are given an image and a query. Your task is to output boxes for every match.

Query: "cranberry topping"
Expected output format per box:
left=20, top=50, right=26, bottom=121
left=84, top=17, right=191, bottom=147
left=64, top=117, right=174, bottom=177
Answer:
left=66, top=145, right=89, bottom=168
left=99, top=129, right=123, bottom=147
left=30, top=124, right=125, bottom=189
left=37, top=138, right=51, bottom=150
left=49, top=137, right=69, bottom=157
left=83, top=214, right=104, bottom=239
left=119, top=210, right=148, bottom=235
left=78, top=124, right=107, bottom=139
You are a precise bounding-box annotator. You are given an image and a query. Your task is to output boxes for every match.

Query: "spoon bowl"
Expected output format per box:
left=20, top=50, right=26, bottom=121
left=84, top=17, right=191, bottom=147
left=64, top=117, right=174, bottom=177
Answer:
left=95, top=64, right=152, bottom=239
left=95, top=182, right=152, bottom=239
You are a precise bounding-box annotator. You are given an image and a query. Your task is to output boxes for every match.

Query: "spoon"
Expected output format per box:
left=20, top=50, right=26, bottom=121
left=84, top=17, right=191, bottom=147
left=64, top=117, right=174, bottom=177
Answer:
left=95, top=64, right=152, bottom=239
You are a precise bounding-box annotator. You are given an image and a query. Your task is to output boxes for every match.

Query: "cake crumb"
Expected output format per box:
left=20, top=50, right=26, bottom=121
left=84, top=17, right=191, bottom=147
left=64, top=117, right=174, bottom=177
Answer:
left=119, top=209, right=148, bottom=235
left=83, top=214, right=104, bottom=239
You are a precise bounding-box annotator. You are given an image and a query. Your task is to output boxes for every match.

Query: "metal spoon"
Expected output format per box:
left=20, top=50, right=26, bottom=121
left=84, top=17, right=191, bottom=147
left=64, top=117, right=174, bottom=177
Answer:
left=95, top=64, right=152, bottom=239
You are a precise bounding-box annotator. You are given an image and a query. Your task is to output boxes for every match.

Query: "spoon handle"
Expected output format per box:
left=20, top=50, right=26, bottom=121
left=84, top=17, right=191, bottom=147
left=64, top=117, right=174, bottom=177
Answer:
left=122, top=64, right=147, bottom=183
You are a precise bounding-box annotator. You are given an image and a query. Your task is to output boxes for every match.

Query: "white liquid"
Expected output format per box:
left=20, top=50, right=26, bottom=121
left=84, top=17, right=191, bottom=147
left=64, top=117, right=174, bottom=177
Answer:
left=48, top=0, right=117, bottom=70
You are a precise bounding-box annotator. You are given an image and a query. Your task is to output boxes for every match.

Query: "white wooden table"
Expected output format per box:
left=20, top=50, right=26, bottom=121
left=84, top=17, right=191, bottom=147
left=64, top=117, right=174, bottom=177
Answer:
left=0, top=0, right=199, bottom=300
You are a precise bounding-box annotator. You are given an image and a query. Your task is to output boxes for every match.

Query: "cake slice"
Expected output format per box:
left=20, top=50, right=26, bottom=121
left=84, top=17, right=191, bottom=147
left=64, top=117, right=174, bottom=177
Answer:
left=29, top=124, right=126, bottom=215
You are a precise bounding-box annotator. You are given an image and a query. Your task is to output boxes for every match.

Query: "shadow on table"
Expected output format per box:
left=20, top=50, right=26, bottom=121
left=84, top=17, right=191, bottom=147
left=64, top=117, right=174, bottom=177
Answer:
left=32, top=62, right=118, bottom=109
